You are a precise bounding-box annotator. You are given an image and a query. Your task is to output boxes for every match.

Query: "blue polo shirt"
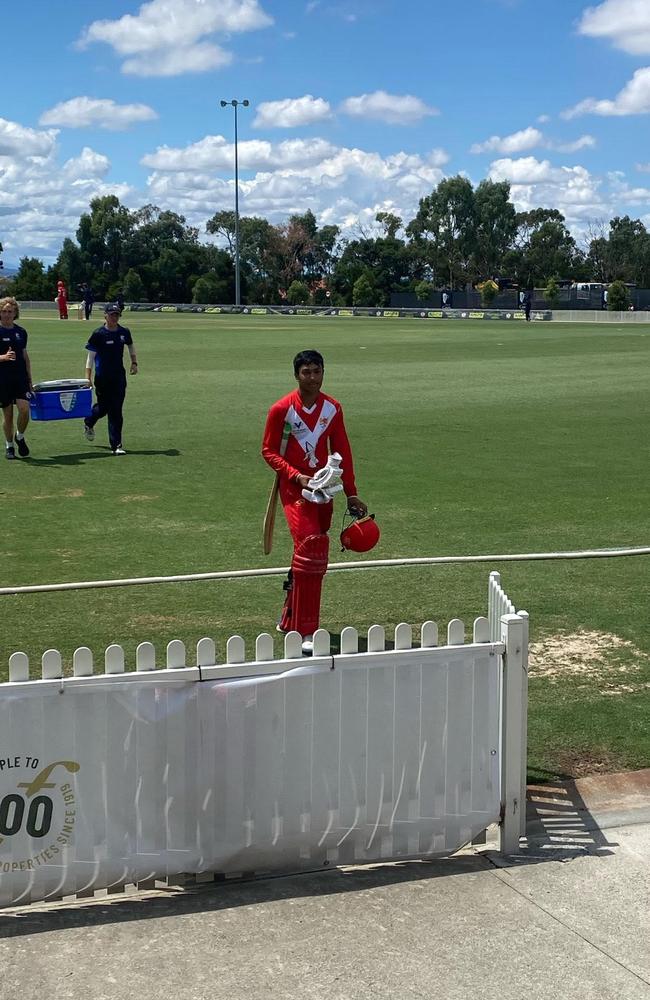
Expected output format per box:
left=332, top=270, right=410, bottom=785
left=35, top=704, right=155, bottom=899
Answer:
left=0, top=324, right=28, bottom=384
left=86, top=324, right=133, bottom=378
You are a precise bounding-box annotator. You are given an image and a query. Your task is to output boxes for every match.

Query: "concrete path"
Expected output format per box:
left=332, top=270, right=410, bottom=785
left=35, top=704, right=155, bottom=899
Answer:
left=1, top=771, right=649, bottom=1000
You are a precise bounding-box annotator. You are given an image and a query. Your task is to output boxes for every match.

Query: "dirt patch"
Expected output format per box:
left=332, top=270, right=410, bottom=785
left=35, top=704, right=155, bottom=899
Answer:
left=530, top=630, right=646, bottom=677
left=553, top=748, right=626, bottom=779
left=32, top=489, right=84, bottom=500
left=120, top=495, right=159, bottom=502
left=529, top=629, right=650, bottom=695
left=130, top=615, right=182, bottom=627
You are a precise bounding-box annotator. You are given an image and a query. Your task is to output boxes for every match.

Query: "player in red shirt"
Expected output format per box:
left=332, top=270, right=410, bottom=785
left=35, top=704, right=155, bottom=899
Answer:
left=262, top=350, right=367, bottom=648
left=56, top=280, right=68, bottom=320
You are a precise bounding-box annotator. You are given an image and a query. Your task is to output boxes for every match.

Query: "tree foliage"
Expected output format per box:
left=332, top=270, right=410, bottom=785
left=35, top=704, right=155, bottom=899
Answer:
left=607, top=279, right=630, bottom=311
left=477, top=279, right=498, bottom=306
left=286, top=280, right=310, bottom=305
left=12, top=178, right=650, bottom=306
left=544, top=276, right=561, bottom=309
left=414, top=280, right=433, bottom=303
left=13, top=258, right=51, bottom=300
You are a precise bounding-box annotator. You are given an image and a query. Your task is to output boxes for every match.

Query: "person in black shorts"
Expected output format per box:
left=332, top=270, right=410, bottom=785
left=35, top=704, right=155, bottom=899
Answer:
left=80, top=283, right=95, bottom=321
left=83, top=303, right=138, bottom=455
left=0, top=296, right=33, bottom=459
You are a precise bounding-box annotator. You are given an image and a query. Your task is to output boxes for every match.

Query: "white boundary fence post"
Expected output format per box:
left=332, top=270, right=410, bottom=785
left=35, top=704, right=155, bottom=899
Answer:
left=519, top=610, right=529, bottom=838
left=499, top=612, right=526, bottom=853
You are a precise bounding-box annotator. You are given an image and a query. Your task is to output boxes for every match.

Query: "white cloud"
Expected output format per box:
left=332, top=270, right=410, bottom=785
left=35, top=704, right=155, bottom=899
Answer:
left=40, top=97, right=157, bottom=131
left=0, top=130, right=133, bottom=263
left=125, top=42, right=231, bottom=76
left=553, top=135, right=597, bottom=152
left=63, top=147, right=111, bottom=180
left=578, top=0, right=650, bottom=55
left=77, top=0, right=273, bottom=77
left=340, top=91, right=439, bottom=124
left=143, top=142, right=448, bottom=235
left=562, top=66, right=650, bottom=117
left=637, top=161, right=650, bottom=171
left=470, top=127, right=543, bottom=155
left=253, top=95, right=332, bottom=129
left=0, top=118, right=58, bottom=157
left=470, top=127, right=595, bottom=155
left=141, top=135, right=338, bottom=171
left=487, top=155, right=607, bottom=224
left=537, top=114, right=551, bottom=124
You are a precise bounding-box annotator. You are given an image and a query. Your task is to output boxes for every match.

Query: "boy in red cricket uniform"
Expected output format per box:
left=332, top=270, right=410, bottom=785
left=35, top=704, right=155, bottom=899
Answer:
left=262, top=350, right=367, bottom=646
left=56, top=280, right=68, bottom=320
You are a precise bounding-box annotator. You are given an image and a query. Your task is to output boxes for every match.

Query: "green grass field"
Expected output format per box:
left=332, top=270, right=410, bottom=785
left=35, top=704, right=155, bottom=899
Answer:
left=3, top=310, right=650, bottom=782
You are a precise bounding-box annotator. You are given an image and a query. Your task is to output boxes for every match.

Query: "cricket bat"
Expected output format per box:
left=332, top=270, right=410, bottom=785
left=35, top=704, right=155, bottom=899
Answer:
left=263, top=420, right=291, bottom=555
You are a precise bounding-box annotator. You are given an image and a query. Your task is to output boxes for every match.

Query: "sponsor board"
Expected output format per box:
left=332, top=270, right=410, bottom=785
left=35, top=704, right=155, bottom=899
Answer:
left=0, top=755, right=80, bottom=878
left=0, top=664, right=500, bottom=907
left=251, top=307, right=268, bottom=315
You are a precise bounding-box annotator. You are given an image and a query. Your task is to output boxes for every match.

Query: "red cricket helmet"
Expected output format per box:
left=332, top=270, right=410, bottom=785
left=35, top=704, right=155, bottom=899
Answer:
left=340, top=514, right=380, bottom=553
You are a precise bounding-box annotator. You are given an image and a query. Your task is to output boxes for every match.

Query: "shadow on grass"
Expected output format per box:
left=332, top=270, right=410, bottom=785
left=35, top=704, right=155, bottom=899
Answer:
left=23, top=449, right=181, bottom=466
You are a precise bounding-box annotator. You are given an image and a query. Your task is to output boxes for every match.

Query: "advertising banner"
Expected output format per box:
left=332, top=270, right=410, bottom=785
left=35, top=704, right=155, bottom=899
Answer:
left=0, top=648, right=500, bottom=907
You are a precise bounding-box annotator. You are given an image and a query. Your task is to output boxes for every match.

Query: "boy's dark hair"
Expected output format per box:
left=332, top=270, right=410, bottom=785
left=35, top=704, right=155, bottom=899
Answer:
left=293, top=349, right=324, bottom=375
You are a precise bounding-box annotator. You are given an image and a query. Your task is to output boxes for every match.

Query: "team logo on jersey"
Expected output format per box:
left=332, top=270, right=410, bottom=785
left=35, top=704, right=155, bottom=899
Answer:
left=285, top=401, right=336, bottom=468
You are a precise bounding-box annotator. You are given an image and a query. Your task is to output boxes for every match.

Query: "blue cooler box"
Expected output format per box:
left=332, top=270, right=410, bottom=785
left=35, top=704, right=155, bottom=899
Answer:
left=30, top=379, right=92, bottom=421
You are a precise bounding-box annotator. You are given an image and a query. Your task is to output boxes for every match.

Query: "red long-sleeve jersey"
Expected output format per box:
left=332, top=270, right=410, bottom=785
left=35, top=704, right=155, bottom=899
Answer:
left=262, top=389, right=358, bottom=496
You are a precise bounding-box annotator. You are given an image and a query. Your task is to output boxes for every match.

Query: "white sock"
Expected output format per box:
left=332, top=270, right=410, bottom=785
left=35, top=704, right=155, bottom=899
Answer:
left=5, top=440, right=13, bottom=448
left=15, top=431, right=24, bottom=441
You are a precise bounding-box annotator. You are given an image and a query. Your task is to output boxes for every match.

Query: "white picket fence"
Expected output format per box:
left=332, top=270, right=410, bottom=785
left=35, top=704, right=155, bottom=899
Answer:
left=0, top=574, right=528, bottom=908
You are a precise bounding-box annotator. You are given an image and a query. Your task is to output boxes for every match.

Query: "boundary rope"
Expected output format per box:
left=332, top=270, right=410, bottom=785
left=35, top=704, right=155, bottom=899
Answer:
left=1, top=546, right=649, bottom=597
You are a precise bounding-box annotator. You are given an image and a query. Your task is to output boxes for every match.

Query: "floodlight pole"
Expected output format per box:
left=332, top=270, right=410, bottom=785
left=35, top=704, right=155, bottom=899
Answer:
left=220, top=98, right=250, bottom=307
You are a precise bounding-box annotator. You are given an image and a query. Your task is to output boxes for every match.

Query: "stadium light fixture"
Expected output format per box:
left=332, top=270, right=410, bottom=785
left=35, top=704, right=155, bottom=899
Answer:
left=219, top=99, right=250, bottom=307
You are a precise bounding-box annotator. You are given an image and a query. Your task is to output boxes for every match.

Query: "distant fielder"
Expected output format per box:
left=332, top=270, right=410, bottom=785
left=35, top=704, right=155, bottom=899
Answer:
left=262, top=350, right=368, bottom=652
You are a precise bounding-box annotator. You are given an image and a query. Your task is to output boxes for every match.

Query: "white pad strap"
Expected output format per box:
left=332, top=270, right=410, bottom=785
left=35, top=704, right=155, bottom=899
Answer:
left=301, top=483, right=344, bottom=504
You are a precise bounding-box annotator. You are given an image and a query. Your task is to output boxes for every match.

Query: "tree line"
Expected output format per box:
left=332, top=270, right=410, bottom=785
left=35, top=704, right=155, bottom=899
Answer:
left=4, top=176, right=650, bottom=306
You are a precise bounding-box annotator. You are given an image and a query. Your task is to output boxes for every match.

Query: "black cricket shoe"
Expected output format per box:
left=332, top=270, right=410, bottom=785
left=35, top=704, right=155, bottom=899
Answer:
left=15, top=437, right=29, bottom=457
left=5, top=446, right=16, bottom=460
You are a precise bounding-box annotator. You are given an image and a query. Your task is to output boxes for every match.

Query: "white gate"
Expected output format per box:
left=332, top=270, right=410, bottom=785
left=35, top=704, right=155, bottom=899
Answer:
left=0, top=589, right=527, bottom=908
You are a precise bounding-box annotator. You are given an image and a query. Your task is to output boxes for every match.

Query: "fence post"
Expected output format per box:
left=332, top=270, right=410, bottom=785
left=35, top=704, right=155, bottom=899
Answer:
left=518, top=610, right=529, bottom=838
left=499, top=613, right=526, bottom=853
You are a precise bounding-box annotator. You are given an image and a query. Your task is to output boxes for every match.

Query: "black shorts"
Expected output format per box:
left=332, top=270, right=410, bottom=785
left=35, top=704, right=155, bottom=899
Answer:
left=0, top=381, right=28, bottom=409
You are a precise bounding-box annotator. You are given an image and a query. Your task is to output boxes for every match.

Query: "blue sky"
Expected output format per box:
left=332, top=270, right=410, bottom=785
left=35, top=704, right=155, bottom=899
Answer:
left=3, top=0, right=650, bottom=267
